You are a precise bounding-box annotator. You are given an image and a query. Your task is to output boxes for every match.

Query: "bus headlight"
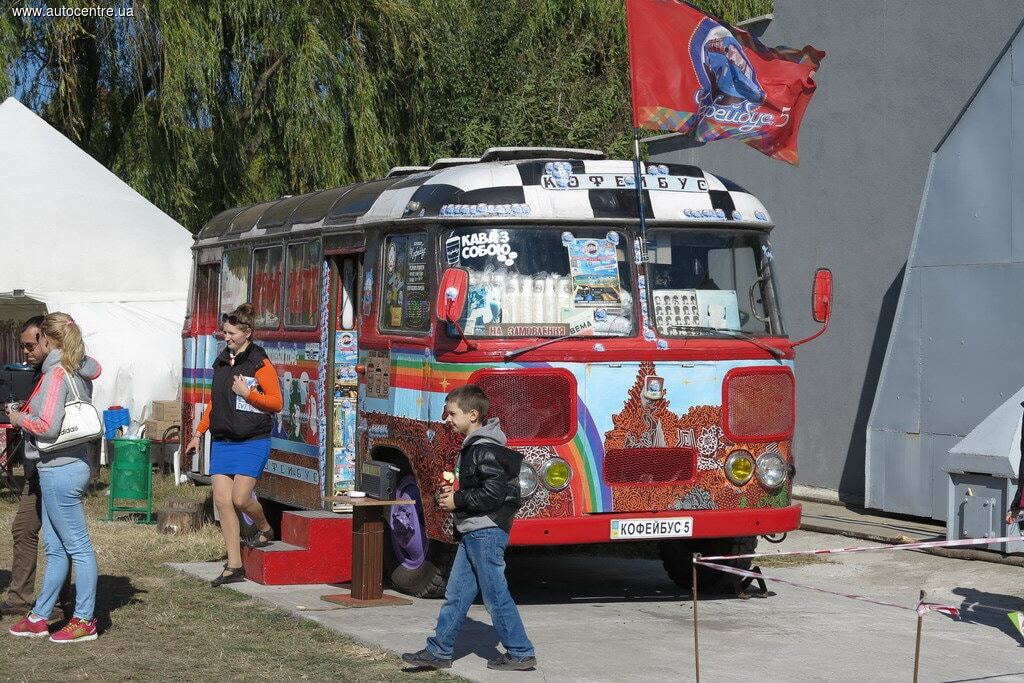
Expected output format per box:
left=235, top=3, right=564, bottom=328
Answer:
left=519, top=463, right=539, bottom=498
left=540, top=458, right=571, bottom=491
left=756, top=452, right=787, bottom=489
left=724, top=450, right=754, bottom=486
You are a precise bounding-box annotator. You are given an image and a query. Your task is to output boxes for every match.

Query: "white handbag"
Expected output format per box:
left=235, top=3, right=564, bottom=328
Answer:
left=35, top=371, right=103, bottom=453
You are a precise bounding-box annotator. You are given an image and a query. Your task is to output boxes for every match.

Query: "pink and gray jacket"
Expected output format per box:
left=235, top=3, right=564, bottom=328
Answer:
left=20, top=349, right=101, bottom=468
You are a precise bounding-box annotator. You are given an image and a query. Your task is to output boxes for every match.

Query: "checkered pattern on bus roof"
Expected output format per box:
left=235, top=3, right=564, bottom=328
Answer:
left=357, top=159, right=770, bottom=225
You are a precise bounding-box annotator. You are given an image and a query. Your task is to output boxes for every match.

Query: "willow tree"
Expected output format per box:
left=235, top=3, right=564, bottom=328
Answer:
left=0, top=0, right=769, bottom=230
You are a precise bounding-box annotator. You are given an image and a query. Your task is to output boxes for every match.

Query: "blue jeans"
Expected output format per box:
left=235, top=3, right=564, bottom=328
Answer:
left=33, top=460, right=98, bottom=621
left=426, top=527, right=534, bottom=660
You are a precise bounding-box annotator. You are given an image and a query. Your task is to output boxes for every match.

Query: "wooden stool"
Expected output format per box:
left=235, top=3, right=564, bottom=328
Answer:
left=320, top=495, right=415, bottom=607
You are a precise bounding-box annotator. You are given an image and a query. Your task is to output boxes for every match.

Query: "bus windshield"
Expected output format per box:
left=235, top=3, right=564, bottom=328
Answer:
left=646, top=229, right=783, bottom=337
left=441, top=227, right=635, bottom=338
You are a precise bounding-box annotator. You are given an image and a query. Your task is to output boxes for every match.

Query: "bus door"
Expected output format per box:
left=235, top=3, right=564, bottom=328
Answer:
left=327, top=253, right=361, bottom=501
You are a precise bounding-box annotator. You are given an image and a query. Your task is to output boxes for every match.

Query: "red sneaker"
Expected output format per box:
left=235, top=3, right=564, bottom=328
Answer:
left=48, top=617, right=97, bottom=643
left=8, top=615, right=50, bottom=638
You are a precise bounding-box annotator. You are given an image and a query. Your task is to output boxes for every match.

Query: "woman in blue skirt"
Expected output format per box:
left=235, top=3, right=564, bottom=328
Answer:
left=186, top=304, right=283, bottom=586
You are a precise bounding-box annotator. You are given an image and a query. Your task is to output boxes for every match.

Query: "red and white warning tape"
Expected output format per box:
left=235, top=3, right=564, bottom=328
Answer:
left=694, top=559, right=962, bottom=618
left=692, top=534, right=1022, bottom=617
left=694, top=560, right=920, bottom=613
left=698, top=534, right=1024, bottom=562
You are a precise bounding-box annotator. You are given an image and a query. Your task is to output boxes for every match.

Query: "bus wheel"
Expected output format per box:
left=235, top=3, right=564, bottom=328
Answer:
left=658, top=536, right=758, bottom=594
left=384, top=473, right=455, bottom=598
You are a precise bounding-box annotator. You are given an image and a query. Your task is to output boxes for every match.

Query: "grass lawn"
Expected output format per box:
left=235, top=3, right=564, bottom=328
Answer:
left=0, top=466, right=459, bottom=682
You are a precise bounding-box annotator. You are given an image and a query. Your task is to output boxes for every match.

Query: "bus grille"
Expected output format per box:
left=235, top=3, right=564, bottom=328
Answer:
left=723, top=368, right=795, bottom=442
left=470, top=369, right=576, bottom=445
left=603, top=447, right=697, bottom=485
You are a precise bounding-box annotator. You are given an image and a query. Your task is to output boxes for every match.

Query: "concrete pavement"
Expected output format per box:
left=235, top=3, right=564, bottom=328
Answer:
left=171, top=518, right=1024, bottom=682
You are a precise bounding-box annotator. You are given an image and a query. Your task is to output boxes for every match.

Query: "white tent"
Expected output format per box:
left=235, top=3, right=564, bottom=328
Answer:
left=0, top=97, right=193, bottom=421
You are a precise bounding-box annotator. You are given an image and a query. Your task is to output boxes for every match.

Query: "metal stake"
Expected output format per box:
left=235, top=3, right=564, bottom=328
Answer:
left=692, top=553, right=701, bottom=683
left=913, top=589, right=924, bottom=682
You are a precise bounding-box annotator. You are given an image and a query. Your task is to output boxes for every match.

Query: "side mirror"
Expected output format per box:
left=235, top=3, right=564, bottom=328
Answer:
left=812, top=268, right=833, bottom=324
left=792, top=268, right=832, bottom=348
left=436, top=268, right=469, bottom=323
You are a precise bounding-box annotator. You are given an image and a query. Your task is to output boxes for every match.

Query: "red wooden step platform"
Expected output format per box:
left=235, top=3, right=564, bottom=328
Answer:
left=243, top=511, right=353, bottom=585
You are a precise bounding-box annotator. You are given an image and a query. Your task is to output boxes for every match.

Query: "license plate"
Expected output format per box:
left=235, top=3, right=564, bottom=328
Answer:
left=610, top=517, right=693, bottom=540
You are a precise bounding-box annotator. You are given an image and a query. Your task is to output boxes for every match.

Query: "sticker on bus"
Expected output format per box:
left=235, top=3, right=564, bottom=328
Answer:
left=610, top=517, right=693, bottom=540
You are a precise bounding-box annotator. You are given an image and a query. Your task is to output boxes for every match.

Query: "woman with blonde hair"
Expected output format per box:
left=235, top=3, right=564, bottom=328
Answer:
left=6, top=312, right=102, bottom=643
left=186, top=303, right=283, bottom=586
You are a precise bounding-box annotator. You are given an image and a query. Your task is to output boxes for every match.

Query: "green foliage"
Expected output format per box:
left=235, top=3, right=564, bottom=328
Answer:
left=0, top=0, right=770, bottom=230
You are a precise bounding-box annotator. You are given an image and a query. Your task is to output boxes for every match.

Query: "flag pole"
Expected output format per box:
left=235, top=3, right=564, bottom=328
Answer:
left=632, top=128, right=649, bottom=264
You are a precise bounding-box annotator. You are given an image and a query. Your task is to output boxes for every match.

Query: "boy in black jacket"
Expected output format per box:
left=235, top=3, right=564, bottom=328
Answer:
left=402, top=385, right=537, bottom=672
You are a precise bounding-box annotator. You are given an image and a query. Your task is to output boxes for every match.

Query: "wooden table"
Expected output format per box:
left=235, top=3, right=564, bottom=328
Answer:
left=320, top=495, right=416, bottom=607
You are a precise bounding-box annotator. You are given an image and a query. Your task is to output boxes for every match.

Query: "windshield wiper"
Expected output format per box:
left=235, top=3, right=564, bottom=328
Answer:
left=666, top=324, right=786, bottom=359
left=503, top=329, right=599, bottom=361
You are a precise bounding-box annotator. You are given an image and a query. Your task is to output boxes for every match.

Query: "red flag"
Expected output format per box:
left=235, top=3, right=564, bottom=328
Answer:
left=626, top=0, right=825, bottom=164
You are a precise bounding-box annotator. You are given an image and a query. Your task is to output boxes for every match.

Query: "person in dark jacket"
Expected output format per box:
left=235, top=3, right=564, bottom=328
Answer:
left=1, top=316, right=72, bottom=621
left=402, top=384, right=537, bottom=672
left=185, top=303, right=283, bottom=587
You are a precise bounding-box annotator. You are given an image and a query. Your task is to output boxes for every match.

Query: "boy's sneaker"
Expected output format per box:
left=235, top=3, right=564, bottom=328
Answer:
left=487, top=652, right=538, bottom=671
left=401, top=648, right=452, bottom=669
left=8, top=615, right=49, bottom=638
left=49, top=617, right=97, bottom=643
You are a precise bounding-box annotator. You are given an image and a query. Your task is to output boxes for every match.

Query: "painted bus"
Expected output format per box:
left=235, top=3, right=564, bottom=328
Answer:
left=182, top=146, right=831, bottom=596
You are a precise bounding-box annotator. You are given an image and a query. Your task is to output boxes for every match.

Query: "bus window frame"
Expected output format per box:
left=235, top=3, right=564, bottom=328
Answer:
left=283, top=238, right=322, bottom=331
left=251, top=244, right=285, bottom=331
left=435, top=223, right=639, bottom=339
left=376, top=228, right=434, bottom=338
left=220, top=245, right=252, bottom=320
left=644, top=226, right=784, bottom=339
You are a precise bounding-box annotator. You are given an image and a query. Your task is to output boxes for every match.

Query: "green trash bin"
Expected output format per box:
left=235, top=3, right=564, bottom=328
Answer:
left=108, top=438, right=154, bottom=523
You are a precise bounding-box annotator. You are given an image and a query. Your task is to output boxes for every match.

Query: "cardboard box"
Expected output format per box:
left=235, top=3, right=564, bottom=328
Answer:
left=151, top=400, right=181, bottom=422
left=145, top=419, right=178, bottom=440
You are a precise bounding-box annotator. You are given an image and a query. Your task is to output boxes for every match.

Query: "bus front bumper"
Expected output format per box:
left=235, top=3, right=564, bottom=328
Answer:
left=508, top=504, right=801, bottom=546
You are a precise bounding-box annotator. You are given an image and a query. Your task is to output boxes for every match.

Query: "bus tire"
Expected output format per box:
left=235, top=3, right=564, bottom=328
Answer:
left=380, top=461, right=456, bottom=598
left=658, top=536, right=758, bottom=594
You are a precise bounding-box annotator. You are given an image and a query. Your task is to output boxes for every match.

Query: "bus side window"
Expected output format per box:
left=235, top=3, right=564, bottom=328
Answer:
left=221, top=248, right=251, bottom=319
left=380, top=233, right=430, bottom=333
left=339, top=257, right=356, bottom=331
left=252, top=245, right=284, bottom=329
left=196, top=263, right=221, bottom=333
left=285, top=240, right=321, bottom=328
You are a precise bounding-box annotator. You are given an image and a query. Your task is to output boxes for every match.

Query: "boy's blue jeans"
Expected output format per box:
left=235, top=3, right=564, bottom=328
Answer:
left=426, top=527, right=535, bottom=660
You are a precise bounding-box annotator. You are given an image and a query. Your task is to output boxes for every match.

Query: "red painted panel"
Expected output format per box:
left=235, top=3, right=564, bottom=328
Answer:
left=244, top=511, right=353, bottom=585
left=508, top=504, right=801, bottom=546
left=435, top=337, right=794, bottom=364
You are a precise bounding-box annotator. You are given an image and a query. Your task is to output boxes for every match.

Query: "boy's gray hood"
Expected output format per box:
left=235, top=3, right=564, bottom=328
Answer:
left=463, top=417, right=507, bottom=448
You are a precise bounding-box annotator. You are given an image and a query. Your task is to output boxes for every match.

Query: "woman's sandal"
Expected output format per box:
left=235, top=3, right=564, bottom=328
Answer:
left=245, top=527, right=275, bottom=549
left=211, top=565, right=246, bottom=587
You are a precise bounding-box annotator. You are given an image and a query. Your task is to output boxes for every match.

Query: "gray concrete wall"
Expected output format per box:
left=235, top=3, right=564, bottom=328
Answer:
left=868, top=28, right=1024, bottom=520
left=649, top=0, right=1023, bottom=505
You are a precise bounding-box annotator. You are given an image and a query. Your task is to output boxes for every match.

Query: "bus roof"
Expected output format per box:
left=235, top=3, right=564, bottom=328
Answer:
left=196, top=151, right=772, bottom=245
